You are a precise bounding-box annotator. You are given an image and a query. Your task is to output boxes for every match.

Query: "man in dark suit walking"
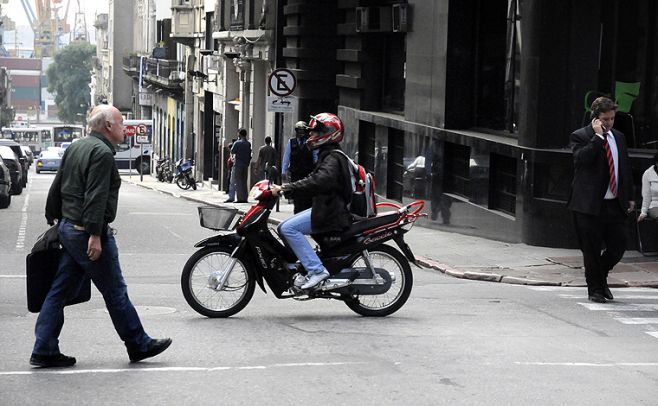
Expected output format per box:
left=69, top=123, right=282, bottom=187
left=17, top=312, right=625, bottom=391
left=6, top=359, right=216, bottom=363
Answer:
left=568, top=97, right=635, bottom=303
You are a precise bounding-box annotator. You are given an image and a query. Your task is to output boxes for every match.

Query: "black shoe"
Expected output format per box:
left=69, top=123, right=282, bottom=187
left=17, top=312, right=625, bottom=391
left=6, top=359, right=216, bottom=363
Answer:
left=224, top=199, right=234, bottom=203
left=30, top=353, right=76, bottom=368
left=128, top=338, right=172, bottom=363
left=603, top=286, right=614, bottom=301
left=588, top=292, right=607, bottom=303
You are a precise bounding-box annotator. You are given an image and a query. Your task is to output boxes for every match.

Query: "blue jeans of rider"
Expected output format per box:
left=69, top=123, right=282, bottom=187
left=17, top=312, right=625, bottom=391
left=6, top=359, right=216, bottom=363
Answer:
left=278, top=208, right=326, bottom=275
left=33, top=219, right=151, bottom=356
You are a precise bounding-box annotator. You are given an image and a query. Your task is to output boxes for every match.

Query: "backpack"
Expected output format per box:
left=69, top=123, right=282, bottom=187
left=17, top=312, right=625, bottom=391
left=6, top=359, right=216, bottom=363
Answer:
left=331, top=150, right=377, bottom=218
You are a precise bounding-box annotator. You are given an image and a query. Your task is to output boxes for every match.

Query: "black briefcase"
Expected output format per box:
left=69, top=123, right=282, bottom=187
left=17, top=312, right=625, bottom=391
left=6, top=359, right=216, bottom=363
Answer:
left=25, top=226, right=91, bottom=313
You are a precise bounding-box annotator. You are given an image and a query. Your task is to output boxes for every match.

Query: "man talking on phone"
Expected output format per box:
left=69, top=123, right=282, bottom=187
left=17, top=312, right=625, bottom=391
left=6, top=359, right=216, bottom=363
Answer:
left=567, top=96, right=635, bottom=303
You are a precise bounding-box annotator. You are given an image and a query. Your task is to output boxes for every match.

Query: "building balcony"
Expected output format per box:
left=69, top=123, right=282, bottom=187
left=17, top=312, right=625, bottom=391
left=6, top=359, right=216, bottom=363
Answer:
left=94, top=14, right=108, bottom=30
left=170, top=0, right=204, bottom=46
left=122, top=54, right=140, bottom=78
left=143, top=58, right=184, bottom=92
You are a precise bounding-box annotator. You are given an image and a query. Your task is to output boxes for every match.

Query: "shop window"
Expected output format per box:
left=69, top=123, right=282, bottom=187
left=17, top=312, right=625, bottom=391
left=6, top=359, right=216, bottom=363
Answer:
left=489, top=153, right=517, bottom=215
left=387, top=128, right=404, bottom=202
left=595, top=0, right=658, bottom=150
left=533, top=160, right=572, bottom=202
left=444, top=142, right=470, bottom=198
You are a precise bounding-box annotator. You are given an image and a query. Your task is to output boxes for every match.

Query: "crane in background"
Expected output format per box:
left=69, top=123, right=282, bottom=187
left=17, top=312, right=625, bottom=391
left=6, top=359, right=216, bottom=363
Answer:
left=19, top=0, right=75, bottom=57
left=71, top=0, right=86, bottom=42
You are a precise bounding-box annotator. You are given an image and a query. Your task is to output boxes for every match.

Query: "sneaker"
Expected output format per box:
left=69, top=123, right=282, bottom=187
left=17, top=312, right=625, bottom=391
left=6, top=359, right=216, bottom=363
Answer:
left=30, top=353, right=76, bottom=368
left=301, top=270, right=330, bottom=290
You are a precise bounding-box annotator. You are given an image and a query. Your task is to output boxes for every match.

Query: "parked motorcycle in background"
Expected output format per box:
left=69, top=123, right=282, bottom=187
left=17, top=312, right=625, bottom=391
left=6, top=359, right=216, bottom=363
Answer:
left=175, top=158, right=197, bottom=190
left=155, top=157, right=171, bottom=182
left=180, top=177, right=427, bottom=318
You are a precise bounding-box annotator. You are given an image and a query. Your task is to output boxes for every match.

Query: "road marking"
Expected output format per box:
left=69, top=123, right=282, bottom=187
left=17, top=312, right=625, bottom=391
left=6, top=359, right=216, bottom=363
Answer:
left=0, top=361, right=367, bottom=376
left=0, top=275, right=26, bottom=278
left=515, top=362, right=658, bottom=367
left=15, top=189, right=30, bottom=251
left=128, top=212, right=194, bottom=216
left=577, top=303, right=658, bottom=311
left=561, top=295, right=658, bottom=300
left=615, top=318, right=658, bottom=324
left=646, top=332, right=658, bottom=339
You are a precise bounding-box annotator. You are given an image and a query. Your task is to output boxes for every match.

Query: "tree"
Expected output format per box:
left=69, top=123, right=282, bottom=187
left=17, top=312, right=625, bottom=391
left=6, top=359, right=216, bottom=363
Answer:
left=46, top=42, right=96, bottom=124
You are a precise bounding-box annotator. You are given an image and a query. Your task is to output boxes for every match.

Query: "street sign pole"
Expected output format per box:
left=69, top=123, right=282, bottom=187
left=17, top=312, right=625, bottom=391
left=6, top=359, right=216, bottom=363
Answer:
left=268, top=68, right=297, bottom=213
left=140, top=144, right=144, bottom=182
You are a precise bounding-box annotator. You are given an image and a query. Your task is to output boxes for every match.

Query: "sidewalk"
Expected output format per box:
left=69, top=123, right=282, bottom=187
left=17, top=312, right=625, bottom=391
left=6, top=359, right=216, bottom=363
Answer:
left=121, top=173, right=658, bottom=289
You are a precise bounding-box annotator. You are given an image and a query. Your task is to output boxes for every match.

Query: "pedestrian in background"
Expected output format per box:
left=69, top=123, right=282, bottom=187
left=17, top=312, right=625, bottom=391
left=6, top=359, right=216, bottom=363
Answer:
left=281, top=121, right=318, bottom=213
left=230, top=128, right=252, bottom=203
left=637, top=151, right=658, bottom=222
left=567, top=96, right=635, bottom=303
left=31, top=104, right=171, bottom=368
left=225, top=138, right=236, bottom=202
left=256, top=136, right=277, bottom=181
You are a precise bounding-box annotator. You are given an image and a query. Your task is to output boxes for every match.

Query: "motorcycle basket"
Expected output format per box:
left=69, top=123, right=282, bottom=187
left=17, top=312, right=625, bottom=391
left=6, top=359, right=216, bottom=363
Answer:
left=198, top=206, right=239, bottom=230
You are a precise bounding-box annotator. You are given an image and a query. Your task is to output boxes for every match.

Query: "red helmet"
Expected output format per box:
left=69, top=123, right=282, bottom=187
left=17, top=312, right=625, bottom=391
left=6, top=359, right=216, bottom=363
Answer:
left=306, top=113, right=344, bottom=149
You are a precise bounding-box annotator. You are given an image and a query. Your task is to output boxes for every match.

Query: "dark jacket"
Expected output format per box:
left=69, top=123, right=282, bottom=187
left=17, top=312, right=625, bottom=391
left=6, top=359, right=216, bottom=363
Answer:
left=45, top=132, right=121, bottom=235
left=567, top=125, right=634, bottom=215
left=283, top=144, right=352, bottom=234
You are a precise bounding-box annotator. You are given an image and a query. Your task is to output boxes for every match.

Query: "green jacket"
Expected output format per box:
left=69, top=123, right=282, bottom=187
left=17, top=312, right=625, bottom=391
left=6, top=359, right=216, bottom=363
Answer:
left=46, top=132, right=121, bottom=235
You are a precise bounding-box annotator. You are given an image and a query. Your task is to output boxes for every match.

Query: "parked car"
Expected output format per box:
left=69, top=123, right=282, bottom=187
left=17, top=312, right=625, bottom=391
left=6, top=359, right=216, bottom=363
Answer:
left=0, top=158, right=11, bottom=208
left=35, top=150, right=62, bottom=173
left=20, top=145, right=34, bottom=167
left=0, top=139, right=28, bottom=188
left=0, top=145, right=23, bottom=195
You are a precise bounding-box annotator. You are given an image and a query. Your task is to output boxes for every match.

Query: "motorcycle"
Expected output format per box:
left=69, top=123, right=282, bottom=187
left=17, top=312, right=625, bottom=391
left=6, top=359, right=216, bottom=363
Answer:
left=155, top=157, right=169, bottom=182
left=174, top=158, right=197, bottom=190
left=181, top=179, right=427, bottom=318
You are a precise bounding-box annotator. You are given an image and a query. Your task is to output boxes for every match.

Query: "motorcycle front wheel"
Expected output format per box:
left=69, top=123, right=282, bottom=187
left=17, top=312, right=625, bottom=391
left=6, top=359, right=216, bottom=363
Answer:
left=181, top=246, right=256, bottom=318
left=344, top=244, right=413, bottom=317
left=176, top=175, right=191, bottom=190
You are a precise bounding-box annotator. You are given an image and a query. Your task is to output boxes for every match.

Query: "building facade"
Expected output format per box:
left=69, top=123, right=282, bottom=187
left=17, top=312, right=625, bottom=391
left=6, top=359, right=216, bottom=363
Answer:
left=115, top=0, right=658, bottom=249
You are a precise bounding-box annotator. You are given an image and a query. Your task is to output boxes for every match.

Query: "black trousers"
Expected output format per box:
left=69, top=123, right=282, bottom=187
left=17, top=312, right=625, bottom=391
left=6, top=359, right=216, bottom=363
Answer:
left=572, top=200, right=628, bottom=295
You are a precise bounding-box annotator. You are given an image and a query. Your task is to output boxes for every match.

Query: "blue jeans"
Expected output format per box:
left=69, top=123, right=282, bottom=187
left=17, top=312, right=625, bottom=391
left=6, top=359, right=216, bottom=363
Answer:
left=277, top=209, right=325, bottom=275
left=33, top=219, right=151, bottom=356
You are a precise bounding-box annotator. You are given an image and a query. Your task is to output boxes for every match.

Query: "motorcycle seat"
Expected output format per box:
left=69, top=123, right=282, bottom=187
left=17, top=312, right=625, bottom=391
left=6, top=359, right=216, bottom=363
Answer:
left=313, top=211, right=401, bottom=245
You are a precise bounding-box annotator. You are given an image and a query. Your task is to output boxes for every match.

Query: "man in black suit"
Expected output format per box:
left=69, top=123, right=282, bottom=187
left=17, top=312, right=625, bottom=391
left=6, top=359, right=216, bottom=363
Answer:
left=568, top=97, right=635, bottom=303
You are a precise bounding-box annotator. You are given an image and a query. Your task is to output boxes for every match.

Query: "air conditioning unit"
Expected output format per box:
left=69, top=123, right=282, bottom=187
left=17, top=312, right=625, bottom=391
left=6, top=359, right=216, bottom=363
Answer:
left=356, top=4, right=411, bottom=33
left=392, top=4, right=410, bottom=32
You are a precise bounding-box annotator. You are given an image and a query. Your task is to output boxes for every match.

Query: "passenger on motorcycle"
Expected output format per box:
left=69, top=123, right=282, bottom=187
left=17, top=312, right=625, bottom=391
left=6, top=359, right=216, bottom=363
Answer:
left=271, top=113, right=353, bottom=289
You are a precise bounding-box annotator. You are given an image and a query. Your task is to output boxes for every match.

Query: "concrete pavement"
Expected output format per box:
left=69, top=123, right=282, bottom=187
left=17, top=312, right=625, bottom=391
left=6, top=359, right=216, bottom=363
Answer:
left=121, top=172, right=658, bottom=288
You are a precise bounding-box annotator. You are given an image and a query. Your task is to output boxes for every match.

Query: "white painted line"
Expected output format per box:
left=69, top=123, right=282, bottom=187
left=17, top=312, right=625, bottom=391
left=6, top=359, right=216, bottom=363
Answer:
left=0, top=275, right=26, bottom=278
left=561, top=295, right=658, bottom=300
left=15, top=190, right=30, bottom=251
left=646, top=332, right=658, bottom=339
left=615, top=318, right=658, bottom=325
left=577, top=302, right=658, bottom=311
left=128, top=212, right=194, bottom=216
left=529, top=286, right=658, bottom=292
left=515, top=362, right=658, bottom=367
left=0, top=361, right=367, bottom=376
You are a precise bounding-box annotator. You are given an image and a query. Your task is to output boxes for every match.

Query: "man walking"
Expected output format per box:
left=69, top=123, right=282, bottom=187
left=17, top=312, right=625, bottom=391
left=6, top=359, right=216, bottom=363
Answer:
left=255, top=136, right=277, bottom=181
left=230, top=128, right=252, bottom=203
left=568, top=97, right=635, bottom=303
left=31, top=105, right=171, bottom=368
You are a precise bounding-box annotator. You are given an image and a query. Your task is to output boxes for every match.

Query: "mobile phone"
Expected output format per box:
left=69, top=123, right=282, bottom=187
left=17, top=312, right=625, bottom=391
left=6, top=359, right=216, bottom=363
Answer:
left=601, top=124, right=607, bottom=132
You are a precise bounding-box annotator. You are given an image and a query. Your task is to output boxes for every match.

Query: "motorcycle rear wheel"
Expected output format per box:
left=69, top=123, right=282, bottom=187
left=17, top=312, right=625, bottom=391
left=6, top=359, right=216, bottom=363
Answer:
left=343, top=244, right=413, bottom=317
left=181, top=246, right=256, bottom=318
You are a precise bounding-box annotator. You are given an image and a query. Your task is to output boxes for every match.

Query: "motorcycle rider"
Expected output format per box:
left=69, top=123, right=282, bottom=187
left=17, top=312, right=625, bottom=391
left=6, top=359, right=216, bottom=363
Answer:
left=272, top=113, right=353, bottom=289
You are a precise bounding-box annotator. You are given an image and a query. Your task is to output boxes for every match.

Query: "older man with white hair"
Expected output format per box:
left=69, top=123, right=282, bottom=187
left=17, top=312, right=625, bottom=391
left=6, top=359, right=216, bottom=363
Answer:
left=32, top=105, right=171, bottom=368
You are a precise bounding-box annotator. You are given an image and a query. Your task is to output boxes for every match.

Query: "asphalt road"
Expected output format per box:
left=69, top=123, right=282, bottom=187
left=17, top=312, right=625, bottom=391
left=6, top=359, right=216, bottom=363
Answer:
left=1, top=169, right=658, bottom=405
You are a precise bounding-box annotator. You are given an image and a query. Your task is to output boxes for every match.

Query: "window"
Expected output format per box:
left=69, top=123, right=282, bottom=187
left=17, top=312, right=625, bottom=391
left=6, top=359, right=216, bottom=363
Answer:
left=489, top=153, right=517, bottom=215
left=444, top=142, right=470, bottom=198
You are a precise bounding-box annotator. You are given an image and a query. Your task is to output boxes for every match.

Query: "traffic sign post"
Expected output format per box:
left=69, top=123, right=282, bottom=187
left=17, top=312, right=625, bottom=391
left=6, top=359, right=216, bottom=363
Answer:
left=268, top=68, right=297, bottom=212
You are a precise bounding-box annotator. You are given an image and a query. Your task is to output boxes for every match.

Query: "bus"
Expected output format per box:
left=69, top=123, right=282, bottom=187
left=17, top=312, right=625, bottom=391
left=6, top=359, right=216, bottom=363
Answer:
left=52, top=125, right=85, bottom=146
left=1, top=126, right=53, bottom=154
left=115, top=120, right=152, bottom=174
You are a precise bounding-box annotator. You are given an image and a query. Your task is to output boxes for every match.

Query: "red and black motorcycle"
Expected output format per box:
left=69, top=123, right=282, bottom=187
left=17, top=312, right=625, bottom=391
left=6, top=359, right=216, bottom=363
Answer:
left=181, top=180, right=426, bottom=318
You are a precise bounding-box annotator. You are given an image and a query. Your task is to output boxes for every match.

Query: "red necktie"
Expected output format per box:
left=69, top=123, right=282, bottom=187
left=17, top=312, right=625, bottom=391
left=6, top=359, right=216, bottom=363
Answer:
left=603, top=134, right=617, bottom=196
